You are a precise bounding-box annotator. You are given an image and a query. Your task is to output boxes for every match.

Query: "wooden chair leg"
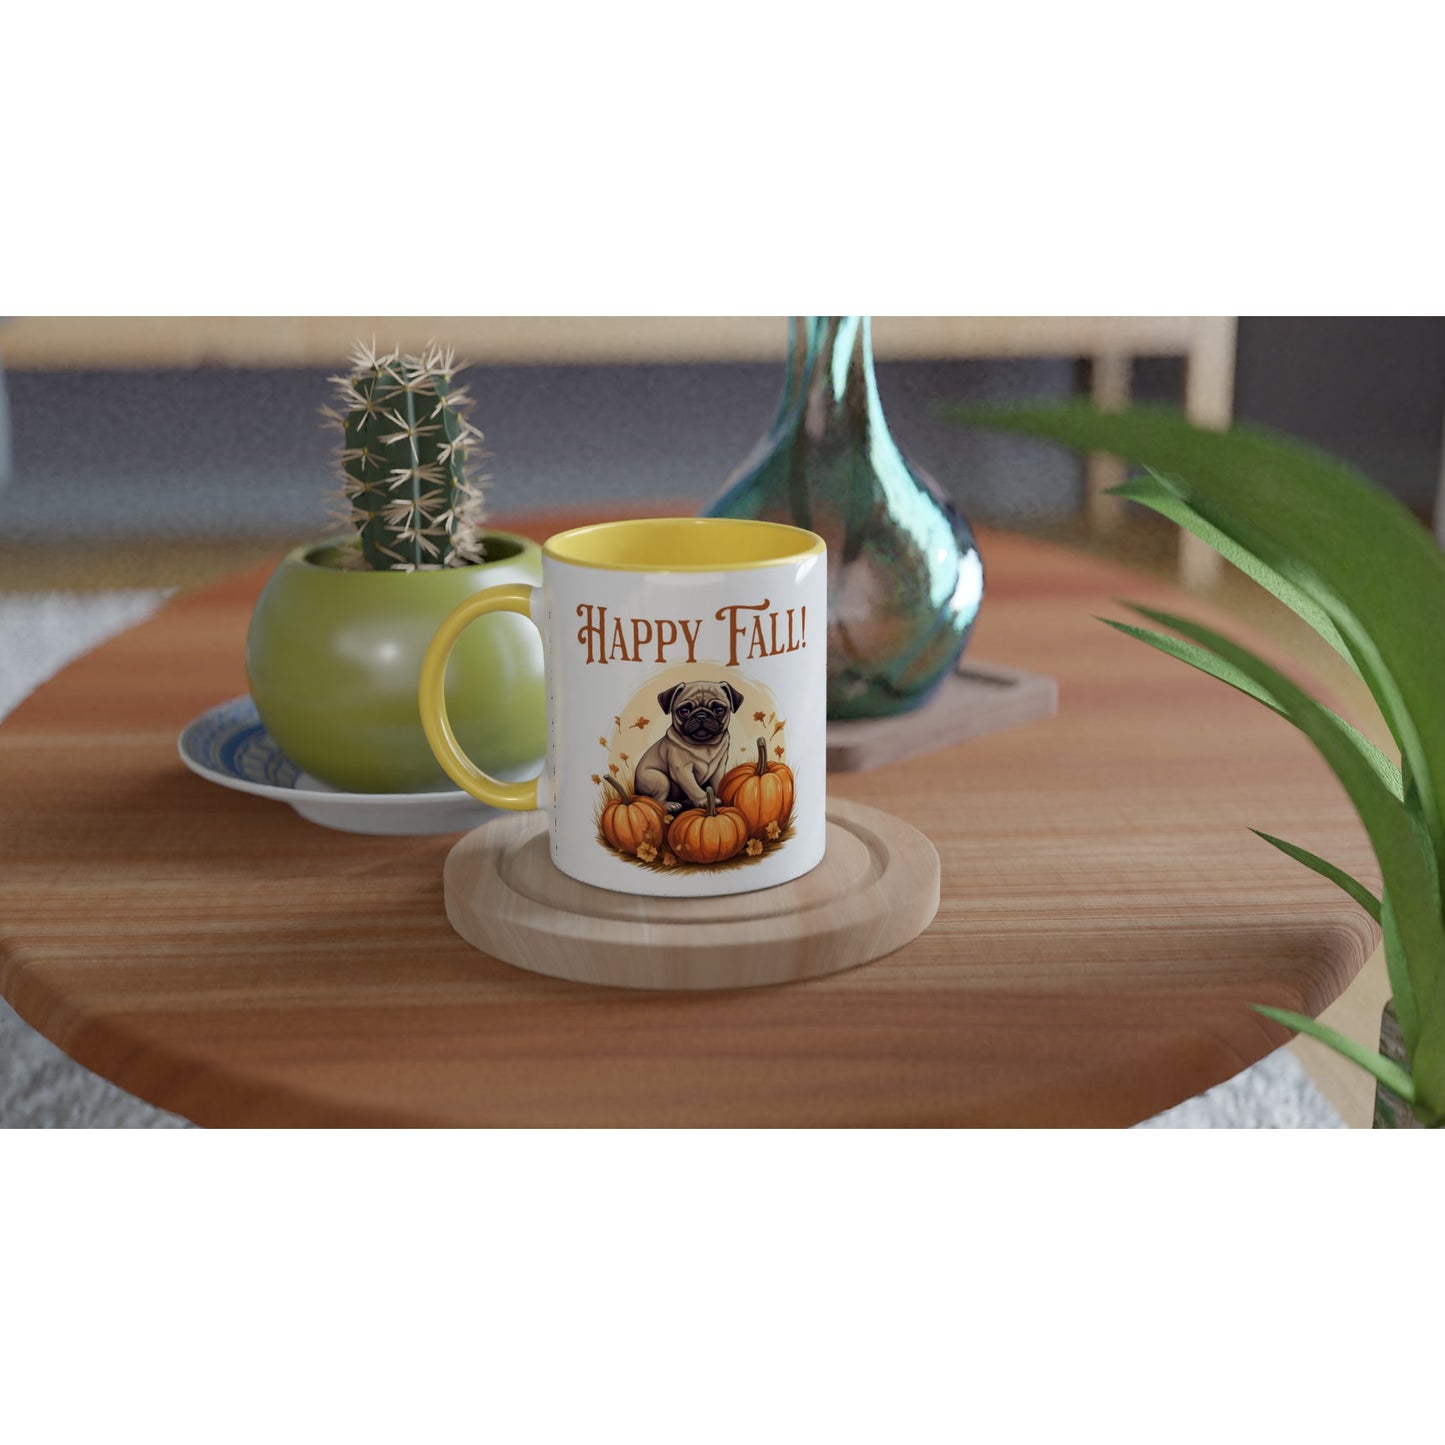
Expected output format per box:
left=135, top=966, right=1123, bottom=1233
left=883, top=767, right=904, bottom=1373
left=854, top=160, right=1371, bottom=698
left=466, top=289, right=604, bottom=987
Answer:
left=1181, top=319, right=1239, bottom=589
left=1085, top=351, right=1131, bottom=533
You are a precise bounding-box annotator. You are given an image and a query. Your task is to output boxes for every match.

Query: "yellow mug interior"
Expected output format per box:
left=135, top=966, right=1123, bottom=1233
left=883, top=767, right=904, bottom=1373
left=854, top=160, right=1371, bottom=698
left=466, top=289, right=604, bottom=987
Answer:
left=543, top=517, right=825, bottom=572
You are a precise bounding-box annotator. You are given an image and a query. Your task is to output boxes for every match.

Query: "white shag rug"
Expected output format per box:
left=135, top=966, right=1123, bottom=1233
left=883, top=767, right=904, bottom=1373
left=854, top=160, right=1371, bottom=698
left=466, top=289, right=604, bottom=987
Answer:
left=0, top=592, right=1342, bottom=1128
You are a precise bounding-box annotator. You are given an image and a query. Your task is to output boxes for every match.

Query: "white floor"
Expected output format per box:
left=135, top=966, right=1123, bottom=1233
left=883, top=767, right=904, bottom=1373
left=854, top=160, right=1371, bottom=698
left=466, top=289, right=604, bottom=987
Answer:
left=0, top=592, right=1342, bottom=1127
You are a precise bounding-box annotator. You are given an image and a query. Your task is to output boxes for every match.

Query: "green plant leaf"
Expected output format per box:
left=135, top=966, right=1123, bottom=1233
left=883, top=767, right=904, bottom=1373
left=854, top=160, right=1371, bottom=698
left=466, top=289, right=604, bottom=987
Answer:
left=1250, top=831, right=1382, bottom=923
left=952, top=402, right=1445, bottom=883
left=1112, top=468, right=1355, bottom=665
left=1127, top=603, right=1419, bottom=1042
left=1102, top=617, right=1402, bottom=800
left=1401, top=765, right=1444, bottom=917
left=1252, top=1005, right=1419, bottom=1106
left=1103, top=616, right=1280, bottom=708
left=1127, top=605, right=1444, bottom=1110
left=1118, top=601, right=1411, bottom=1046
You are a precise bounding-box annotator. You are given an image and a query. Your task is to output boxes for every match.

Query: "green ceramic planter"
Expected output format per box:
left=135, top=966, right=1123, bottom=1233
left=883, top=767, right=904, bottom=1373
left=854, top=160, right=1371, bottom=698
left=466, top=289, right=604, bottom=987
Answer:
left=246, top=532, right=546, bottom=793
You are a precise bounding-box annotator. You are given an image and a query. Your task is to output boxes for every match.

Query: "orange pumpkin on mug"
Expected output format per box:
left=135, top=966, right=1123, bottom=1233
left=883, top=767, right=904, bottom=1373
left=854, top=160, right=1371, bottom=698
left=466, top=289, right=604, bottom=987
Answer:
left=599, top=776, right=667, bottom=855
left=719, top=735, right=794, bottom=836
left=667, top=786, right=749, bottom=865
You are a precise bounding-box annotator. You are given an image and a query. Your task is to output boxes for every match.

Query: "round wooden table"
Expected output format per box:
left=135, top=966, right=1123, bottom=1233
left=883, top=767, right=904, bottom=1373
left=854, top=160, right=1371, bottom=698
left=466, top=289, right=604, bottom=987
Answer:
left=0, top=508, right=1379, bottom=1126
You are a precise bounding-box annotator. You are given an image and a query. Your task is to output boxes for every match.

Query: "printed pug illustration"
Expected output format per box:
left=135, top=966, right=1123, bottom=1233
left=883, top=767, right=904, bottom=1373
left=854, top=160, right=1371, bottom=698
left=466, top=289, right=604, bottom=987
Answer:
left=635, top=680, right=743, bottom=815
left=593, top=668, right=795, bottom=872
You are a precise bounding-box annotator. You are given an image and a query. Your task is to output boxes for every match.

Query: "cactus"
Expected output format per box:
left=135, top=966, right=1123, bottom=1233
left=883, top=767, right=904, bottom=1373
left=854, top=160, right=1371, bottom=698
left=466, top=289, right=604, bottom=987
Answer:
left=326, top=340, right=488, bottom=571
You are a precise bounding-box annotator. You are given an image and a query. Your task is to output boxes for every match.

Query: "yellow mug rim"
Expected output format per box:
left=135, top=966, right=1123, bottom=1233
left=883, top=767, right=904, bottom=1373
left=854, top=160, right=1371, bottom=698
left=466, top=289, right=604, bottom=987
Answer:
left=542, top=517, right=825, bottom=574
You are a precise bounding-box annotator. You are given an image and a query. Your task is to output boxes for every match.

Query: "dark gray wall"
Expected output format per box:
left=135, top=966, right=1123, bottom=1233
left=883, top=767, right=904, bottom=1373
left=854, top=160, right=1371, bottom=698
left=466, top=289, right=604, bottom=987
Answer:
left=1136, top=318, right=1445, bottom=517
left=1235, top=317, right=1445, bottom=514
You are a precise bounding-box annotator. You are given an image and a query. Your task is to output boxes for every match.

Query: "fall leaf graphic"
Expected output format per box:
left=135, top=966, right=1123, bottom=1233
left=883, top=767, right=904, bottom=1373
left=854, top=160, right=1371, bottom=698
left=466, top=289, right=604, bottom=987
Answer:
left=745, top=838, right=763, bottom=857
left=771, top=719, right=785, bottom=737
left=590, top=773, right=602, bottom=784
left=774, top=745, right=785, bottom=758
left=613, top=716, right=621, bottom=727
left=598, top=737, right=607, bottom=747
left=661, top=851, right=677, bottom=867
left=636, top=841, right=658, bottom=863
left=630, top=716, right=650, bottom=730
left=619, top=752, right=629, bottom=762
left=765, top=820, right=781, bottom=840
left=609, top=763, right=620, bottom=775
left=752, top=711, right=766, bottom=722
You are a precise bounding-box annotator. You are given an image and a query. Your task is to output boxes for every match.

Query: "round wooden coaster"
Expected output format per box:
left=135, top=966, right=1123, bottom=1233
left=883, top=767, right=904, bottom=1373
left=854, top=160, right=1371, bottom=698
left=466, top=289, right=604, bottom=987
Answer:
left=443, top=797, right=940, bottom=990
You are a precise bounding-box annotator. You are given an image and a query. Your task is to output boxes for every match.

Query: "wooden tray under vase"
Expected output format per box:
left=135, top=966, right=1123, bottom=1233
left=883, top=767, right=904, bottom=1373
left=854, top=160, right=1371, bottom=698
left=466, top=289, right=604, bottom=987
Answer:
left=826, top=658, right=1057, bottom=772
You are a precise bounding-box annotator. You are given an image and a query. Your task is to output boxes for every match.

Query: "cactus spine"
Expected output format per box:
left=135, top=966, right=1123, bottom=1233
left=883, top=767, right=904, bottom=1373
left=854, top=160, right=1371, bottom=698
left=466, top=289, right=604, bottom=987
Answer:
left=328, top=341, right=488, bottom=571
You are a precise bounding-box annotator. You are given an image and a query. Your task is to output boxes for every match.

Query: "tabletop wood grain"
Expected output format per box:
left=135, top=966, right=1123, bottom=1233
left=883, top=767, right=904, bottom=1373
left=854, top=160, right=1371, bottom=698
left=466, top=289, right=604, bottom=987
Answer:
left=0, top=506, right=1380, bottom=1126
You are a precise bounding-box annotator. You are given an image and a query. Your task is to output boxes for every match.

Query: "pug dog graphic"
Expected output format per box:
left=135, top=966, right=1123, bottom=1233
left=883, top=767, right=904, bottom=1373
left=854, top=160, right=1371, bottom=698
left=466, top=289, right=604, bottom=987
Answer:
left=633, top=679, right=745, bottom=814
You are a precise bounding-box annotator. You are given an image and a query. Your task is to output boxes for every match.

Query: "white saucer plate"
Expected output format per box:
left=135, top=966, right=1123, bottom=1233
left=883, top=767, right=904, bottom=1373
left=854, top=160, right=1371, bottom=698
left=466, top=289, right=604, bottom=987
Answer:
left=178, top=695, right=534, bottom=836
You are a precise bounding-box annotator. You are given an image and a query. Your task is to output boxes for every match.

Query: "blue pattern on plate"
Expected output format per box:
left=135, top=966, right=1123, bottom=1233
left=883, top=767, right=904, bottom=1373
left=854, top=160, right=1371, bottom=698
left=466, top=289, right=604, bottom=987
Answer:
left=187, top=697, right=301, bottom=789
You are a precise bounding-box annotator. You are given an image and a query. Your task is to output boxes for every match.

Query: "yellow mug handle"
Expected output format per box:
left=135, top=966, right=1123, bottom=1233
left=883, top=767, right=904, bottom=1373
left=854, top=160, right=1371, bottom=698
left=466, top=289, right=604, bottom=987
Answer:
left=419, top=583, right=542, bottom=811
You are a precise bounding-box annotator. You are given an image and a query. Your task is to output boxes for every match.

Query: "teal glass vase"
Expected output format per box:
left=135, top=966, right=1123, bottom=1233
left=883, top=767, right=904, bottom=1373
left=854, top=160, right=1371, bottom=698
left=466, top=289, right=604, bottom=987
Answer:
left=703, top=316, right=984, bottom=719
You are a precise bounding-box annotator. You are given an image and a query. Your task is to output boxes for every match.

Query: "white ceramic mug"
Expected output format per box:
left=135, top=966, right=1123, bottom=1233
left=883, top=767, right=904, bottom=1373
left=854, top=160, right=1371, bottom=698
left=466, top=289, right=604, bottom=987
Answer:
left=419, top=517, right=827, bottom=896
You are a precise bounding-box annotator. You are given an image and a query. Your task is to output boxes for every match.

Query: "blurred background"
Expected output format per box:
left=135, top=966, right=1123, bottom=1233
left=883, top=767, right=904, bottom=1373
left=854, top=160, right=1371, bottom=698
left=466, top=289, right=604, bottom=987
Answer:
left=2, top=316, right=1442, bottom=593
